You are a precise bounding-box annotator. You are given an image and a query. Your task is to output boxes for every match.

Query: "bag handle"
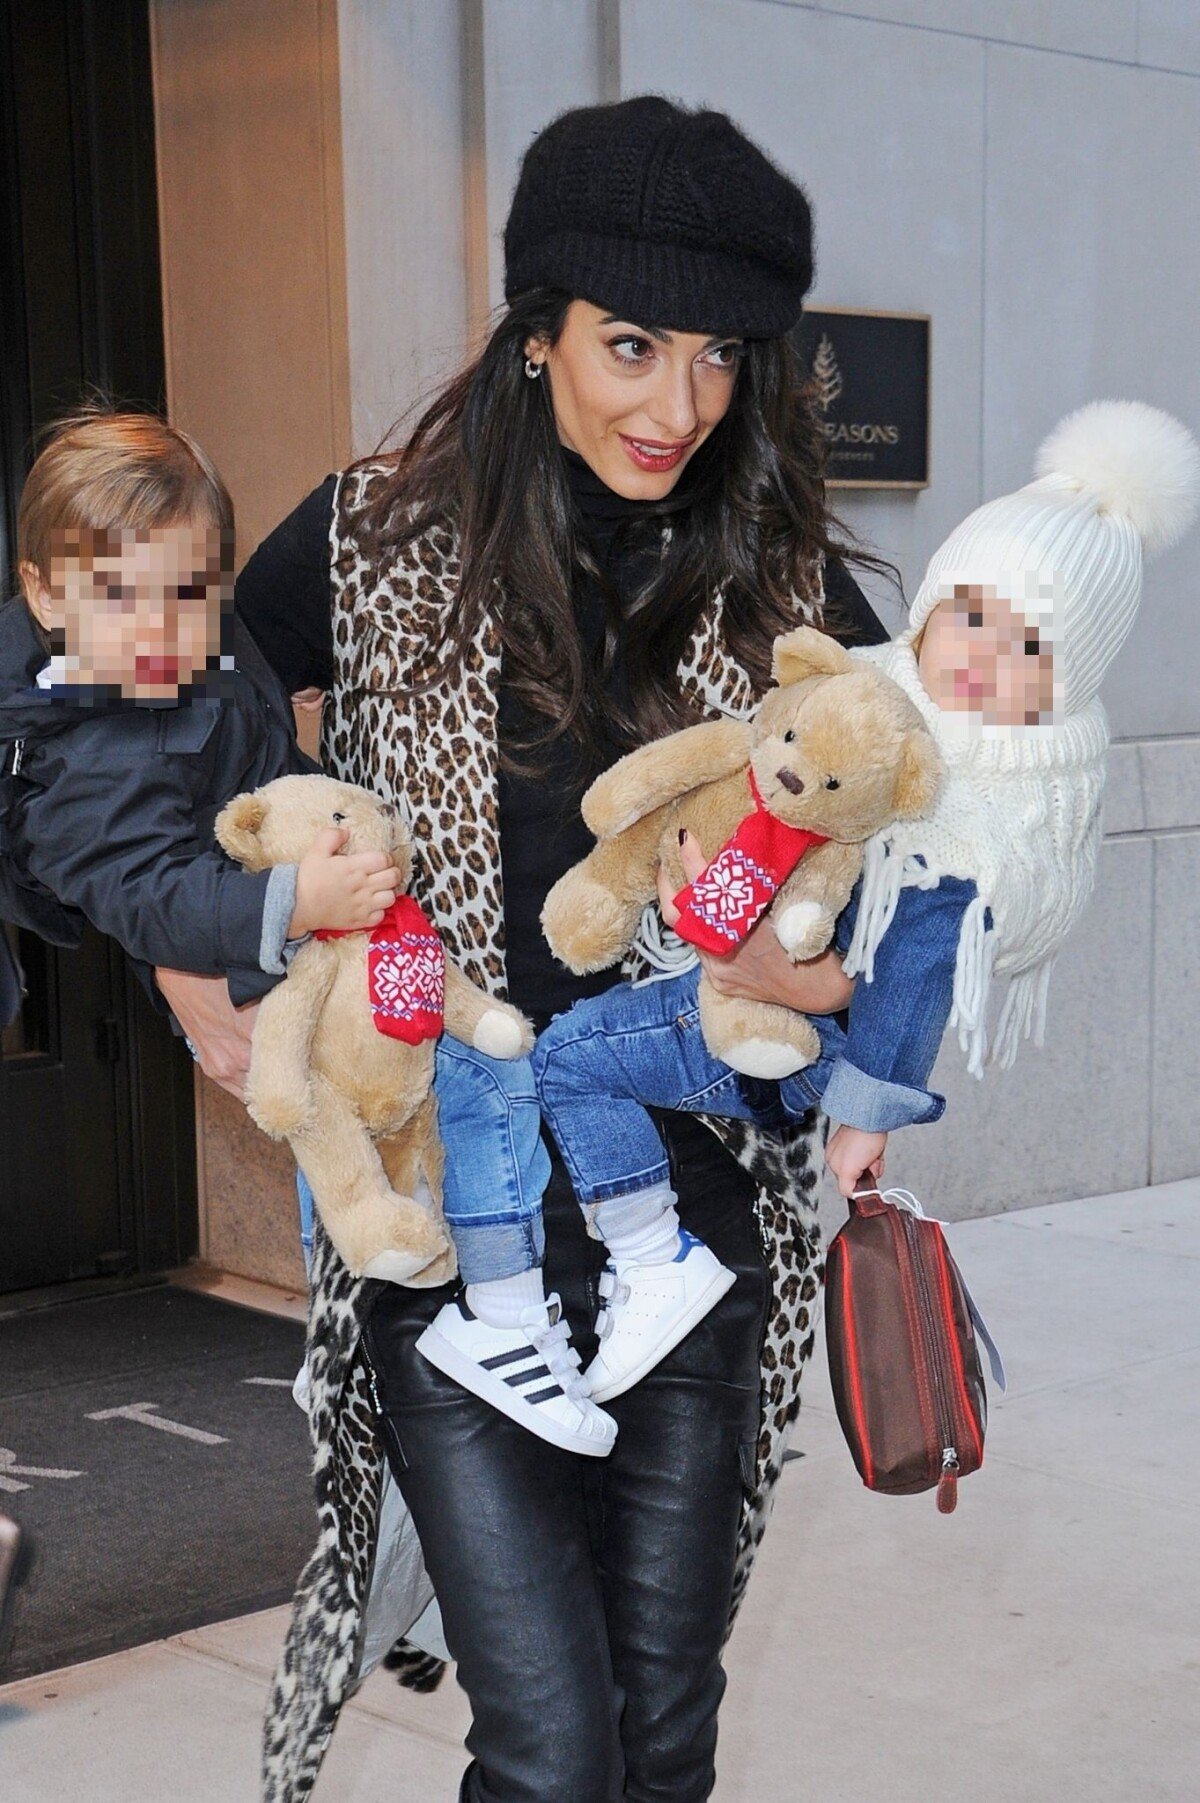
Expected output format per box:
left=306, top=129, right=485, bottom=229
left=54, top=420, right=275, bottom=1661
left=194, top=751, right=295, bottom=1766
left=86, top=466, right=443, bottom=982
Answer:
left=850, top=1182, right=946, bottom=1222
left=849, top=1182, right=1008, bottom=1391
left=847, top=1183, right=888, bottom=1219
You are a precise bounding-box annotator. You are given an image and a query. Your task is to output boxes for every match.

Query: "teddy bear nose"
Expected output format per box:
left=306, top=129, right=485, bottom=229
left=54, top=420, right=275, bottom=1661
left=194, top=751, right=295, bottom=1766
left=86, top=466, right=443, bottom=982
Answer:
left=776, top=769, right=805, bottom=795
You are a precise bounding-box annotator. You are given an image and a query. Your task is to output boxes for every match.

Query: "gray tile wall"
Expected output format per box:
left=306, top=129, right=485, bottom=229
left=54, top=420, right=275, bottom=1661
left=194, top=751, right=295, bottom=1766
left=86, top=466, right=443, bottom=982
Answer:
left=1151, top=825, right=1200, bottom=1184
left=337, top=0, right=473, bottom=453
left=615, top=0, right=1200, bottom=738
left=610, top=0, right=1200, bottom=1213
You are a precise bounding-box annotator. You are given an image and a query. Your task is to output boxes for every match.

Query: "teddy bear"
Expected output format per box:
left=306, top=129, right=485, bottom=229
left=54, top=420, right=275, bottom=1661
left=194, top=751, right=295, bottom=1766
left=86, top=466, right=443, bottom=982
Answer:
left=541, top=625, right=942, bottom=1079
left=215, top=773, right=533, bottom=1285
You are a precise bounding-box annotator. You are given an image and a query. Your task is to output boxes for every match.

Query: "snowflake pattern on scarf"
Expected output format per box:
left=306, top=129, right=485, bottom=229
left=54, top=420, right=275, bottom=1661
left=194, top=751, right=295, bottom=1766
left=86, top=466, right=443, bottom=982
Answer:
left=685, top=847, right=775, bottom=944
left=372, top=934, right=444, bottom=1029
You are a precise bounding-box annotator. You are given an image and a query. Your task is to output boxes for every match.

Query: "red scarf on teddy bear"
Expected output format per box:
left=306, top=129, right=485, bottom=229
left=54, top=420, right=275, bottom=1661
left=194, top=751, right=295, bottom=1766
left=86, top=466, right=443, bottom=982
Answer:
left=672, top=772, right=828, bottom=956
left=315, top=896, right=444, bottom=1044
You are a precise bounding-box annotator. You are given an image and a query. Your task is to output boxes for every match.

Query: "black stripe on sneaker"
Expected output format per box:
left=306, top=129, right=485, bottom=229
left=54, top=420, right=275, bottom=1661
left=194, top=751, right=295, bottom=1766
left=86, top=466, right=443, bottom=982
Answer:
left=525, top=1384, right=565, bottom=1405
left=480, top=1346, right=539, bottom=1371
left=503, top=1363, right=551, bottom=1387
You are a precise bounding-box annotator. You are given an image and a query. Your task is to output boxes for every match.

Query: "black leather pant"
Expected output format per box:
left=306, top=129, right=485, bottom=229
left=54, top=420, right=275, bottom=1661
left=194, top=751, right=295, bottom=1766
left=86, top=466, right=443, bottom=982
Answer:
left=363, top=1111, right=770, bottom=1803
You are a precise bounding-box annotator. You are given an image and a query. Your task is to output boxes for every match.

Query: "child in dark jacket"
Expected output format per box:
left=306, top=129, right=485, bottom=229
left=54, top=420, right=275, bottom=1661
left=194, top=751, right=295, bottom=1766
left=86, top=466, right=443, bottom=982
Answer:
left=1, top=411, right=616, bottom=1455
left=0, top=412, right=403, bottom=1015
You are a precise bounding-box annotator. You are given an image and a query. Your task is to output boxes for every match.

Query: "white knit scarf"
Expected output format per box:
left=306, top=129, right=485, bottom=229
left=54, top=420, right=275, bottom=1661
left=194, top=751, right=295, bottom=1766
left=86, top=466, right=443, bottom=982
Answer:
left=845, top=634, right=1110, bottom=1076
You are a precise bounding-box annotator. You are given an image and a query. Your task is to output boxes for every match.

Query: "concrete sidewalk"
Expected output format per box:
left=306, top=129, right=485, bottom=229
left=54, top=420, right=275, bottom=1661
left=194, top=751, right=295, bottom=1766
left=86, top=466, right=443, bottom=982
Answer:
left=3, top=1177, right=1198, bottom=1801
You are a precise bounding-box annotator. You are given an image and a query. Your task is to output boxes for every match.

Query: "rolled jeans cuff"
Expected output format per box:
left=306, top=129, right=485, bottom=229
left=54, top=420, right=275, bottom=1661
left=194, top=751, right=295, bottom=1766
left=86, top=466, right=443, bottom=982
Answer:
left=820, top=1055, right=945, bottom=1131
left=449, top=1214, right=546, bottom=1285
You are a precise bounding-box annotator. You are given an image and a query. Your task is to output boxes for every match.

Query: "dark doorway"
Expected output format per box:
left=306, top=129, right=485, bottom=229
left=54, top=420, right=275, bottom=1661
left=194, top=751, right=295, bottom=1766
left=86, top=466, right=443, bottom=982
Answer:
left=0, top=0, right=197, bottom=1295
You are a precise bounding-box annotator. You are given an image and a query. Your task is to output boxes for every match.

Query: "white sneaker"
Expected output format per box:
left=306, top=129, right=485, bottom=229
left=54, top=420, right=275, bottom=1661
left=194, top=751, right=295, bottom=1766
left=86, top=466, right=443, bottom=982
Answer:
left=584, top=1231, right=737, bottom=1404
left=291, top=1360, right=312, bottom=1415
left=416, top=1293, right=618, bottom=1457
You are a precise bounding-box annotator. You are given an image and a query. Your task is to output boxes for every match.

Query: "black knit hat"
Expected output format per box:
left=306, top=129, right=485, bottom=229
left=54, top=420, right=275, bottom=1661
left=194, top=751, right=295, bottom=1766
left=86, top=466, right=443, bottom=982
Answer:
left=503, top=96, right=814, bottom=339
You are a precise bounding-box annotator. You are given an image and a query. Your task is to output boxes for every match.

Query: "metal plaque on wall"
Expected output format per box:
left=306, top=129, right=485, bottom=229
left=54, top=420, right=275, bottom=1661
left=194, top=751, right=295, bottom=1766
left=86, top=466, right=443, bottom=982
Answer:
left=792, top=308, right=930, bottom=490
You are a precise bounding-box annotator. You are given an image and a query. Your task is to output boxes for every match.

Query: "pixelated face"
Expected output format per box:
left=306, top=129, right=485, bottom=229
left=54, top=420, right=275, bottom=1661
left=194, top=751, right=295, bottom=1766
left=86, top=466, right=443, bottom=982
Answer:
left=917, top=583, right=1058, bottom=727
left=525, top=300, right=744, bottom=501
left=36, top=525, right=230, bottom=699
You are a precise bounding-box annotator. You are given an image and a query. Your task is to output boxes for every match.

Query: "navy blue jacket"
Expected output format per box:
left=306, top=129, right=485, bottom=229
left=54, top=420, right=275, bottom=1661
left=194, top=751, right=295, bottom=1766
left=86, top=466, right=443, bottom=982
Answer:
left=0, top=600, right=312, bottom=1009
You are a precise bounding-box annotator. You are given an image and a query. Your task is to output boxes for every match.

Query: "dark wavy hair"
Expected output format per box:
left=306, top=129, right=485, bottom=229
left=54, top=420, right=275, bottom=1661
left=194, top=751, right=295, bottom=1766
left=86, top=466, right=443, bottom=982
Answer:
left=346, top=288, right=890, bottom=769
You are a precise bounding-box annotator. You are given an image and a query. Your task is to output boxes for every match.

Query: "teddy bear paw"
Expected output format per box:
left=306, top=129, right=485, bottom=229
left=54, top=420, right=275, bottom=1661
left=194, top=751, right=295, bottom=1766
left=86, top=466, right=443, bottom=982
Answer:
left=362, top=1247, right=451, bottom=1286
left=774, top=899, right=833, bottom=960
left=723, top=1038, right=813, bottom=1080
left=400, top=1245, right=459, bottom=1288
left=473, top=1008, right=533, bottom=1060
left=541, top=874, right=631, bottom=973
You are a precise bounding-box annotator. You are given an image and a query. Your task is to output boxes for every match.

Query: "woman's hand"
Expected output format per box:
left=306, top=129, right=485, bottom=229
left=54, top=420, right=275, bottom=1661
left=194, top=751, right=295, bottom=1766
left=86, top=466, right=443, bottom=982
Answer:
left=291, top=687, right=325, bottom=761
left=825, top=1124, right=887, bottom=1199
left=290, top=686, right=326, bottom=716
left=656, top=830, right=854, bottom=1015
left=154, top=968, right=259, bottom=1101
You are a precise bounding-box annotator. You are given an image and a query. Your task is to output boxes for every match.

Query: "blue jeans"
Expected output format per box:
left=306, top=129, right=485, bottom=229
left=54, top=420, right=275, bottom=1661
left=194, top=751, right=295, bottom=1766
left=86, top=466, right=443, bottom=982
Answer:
left=532, top=966, right=837, bottom=1206
left=296, top=1035, right=550, bottom=1285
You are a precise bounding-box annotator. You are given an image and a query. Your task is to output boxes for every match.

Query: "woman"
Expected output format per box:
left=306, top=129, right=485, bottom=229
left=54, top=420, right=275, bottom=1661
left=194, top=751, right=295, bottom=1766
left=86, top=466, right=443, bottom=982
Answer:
left=163, top=98, right=888, bottom=1801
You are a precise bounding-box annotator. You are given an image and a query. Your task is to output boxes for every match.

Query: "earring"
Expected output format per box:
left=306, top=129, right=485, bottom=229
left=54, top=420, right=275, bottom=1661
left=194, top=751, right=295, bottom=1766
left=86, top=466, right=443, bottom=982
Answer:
left=524, top=357, right=543, bottom=379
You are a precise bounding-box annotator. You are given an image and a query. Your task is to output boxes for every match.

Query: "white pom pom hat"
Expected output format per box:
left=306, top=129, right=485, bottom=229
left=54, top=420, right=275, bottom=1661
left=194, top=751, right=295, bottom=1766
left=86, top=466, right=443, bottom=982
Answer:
left=906, top=400, right=1200, bottom=717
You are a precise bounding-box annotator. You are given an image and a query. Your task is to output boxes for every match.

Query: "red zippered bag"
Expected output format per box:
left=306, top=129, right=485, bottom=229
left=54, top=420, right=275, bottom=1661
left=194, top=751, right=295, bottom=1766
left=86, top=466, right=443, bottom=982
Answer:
left=824, top=1186, right=999, bottom=1513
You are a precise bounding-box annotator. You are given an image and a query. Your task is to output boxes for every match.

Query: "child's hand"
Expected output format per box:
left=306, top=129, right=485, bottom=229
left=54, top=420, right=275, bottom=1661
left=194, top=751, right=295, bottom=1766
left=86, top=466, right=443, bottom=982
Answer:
left=290, top=827, right=401, bottom=936
left=825, top=1123, right=887, bottom=1200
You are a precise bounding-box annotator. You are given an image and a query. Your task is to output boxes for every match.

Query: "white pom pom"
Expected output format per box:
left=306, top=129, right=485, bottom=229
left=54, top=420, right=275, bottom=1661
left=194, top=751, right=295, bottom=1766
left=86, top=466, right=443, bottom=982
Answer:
left=1035, top=400, right=1200, bottom=555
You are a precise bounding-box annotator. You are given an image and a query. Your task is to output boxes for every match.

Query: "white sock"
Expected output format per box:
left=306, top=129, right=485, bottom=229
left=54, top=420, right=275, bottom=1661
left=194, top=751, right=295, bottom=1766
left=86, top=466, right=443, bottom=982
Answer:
left=466, top=1267, right=547, bottom=1329
left=592, top=1184, right=682, bottom=1265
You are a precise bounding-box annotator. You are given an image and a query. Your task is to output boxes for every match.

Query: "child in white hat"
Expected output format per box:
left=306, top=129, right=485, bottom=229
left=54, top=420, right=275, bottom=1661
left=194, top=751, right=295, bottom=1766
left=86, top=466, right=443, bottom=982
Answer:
left=502, top=399, right=1198, bottom=1402
left=825, top=398, right=1200, bottom=1194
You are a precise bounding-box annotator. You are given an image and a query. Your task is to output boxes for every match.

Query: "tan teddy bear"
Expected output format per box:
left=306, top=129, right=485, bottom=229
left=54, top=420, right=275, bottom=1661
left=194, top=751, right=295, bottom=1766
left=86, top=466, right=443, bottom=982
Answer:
left=542, top=625, right=942, bottom=1079
left=215, top=774, right=533, bottom=1285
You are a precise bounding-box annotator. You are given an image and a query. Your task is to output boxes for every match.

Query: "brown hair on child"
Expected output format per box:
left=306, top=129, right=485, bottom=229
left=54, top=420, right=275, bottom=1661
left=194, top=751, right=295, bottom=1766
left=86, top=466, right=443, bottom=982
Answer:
left=17, top=408, right=234, bottom=645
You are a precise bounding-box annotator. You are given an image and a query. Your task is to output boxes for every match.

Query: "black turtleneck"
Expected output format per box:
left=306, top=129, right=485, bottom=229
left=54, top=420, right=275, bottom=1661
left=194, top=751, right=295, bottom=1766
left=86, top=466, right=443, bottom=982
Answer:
left=559, top=447, right=662, bottom=594
left=496, top=449, right=659, bottom=1023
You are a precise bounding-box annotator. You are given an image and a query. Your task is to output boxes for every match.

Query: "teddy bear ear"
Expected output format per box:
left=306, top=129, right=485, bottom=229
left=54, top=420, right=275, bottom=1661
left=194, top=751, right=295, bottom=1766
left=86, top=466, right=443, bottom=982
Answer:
left=215, top=791, right=269, bottom=866
left=891, top=730, right=943, bottom=820
left=771, top=625, right=854, bottom=687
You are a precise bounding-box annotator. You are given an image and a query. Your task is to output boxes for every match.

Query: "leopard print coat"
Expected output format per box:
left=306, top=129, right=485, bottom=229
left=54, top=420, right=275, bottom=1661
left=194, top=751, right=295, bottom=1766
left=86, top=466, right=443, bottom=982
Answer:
left=262, top=464, right=828, bottom=1800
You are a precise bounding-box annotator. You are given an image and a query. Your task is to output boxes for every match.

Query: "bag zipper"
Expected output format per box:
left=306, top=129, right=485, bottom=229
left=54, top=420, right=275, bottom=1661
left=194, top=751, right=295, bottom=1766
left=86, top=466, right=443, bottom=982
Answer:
left=364, top=1352, right=384, bottom=1419
left=937, top=1447, right=960, bottom=1514
left=359, top=1329, right=409, bottom=1474
left=931, top=1228, right=985, bottom=1475
left=893, top=1208, right=961, bottom=1512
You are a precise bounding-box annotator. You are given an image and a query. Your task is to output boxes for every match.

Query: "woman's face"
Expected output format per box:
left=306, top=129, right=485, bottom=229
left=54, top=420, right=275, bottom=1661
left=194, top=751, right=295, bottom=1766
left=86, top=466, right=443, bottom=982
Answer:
left=527, top=300, right=744, bottom=499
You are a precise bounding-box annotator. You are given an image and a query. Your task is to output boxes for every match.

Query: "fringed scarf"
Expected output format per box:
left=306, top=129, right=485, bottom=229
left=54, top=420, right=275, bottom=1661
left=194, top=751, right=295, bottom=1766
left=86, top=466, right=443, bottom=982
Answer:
left=845, top=634, right=1109, bottom=1075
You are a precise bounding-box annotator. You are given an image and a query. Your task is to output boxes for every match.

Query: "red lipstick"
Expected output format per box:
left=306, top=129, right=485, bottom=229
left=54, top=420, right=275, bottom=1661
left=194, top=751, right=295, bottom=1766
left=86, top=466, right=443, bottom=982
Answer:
left=618, top=434, right=695, bottom=473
